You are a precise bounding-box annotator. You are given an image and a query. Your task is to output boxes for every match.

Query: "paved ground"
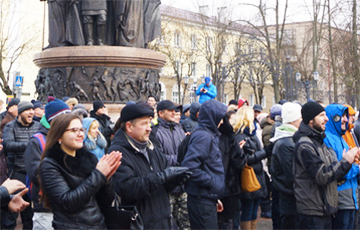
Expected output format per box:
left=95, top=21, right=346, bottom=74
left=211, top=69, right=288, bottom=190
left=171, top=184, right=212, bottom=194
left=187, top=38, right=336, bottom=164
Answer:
left=15, top=210, right=273, bottom=230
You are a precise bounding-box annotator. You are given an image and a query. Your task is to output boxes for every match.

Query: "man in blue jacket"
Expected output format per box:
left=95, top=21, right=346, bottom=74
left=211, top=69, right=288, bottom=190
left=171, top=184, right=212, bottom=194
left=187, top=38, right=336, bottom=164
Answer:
left=324, top=104, right=359, bottom=229
left=196, top=77, right=217, bottom=104
left=181, top=99, right=227, bottom=229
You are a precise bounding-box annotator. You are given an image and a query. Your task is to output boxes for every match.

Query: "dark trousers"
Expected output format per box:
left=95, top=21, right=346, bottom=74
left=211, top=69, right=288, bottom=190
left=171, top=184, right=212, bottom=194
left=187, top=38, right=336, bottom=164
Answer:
left=187, top=195, right=218, bottom=230
left=280, top=214, right=300, bottom=229
left=332, top=209, right=355, bottom=230
left=5, top=171, right=33, bottom=230
left=298, top=214, right=332, bottom=229
left=218, top=196, right=238, bottom=230
left=272, top=185, right=280, bottom=230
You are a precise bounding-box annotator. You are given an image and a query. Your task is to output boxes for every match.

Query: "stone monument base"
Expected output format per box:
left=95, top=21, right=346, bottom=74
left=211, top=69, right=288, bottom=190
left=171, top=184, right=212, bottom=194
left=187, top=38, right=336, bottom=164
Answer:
left=33, top=46, right=166, bottom=103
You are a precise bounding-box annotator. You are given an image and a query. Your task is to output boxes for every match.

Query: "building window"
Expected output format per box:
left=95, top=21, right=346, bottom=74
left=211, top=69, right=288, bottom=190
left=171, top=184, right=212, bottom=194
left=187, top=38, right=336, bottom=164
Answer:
left=189, top=91, right=196, bottom=103
left=235, top=42, right=241, bottom=54
left=191, top=34, right=197, bottom=49
left=172, top=84, right=183, bottom=104
left=206, top=64, right=211, bottom=77
left=222, top=39, right=227, bottom=54
left=174, top=32, right=181, bottom=47
left=249, top=94, right=254, bottom=107
left=261, top=96, right=266, bottom=108
left=157, top=34, right=165, bottom=45
left=206, top=36, right=212, bottom=52
left=159, top=82, right=166, bottom=101
left=191, top=62, right=196, bottom=76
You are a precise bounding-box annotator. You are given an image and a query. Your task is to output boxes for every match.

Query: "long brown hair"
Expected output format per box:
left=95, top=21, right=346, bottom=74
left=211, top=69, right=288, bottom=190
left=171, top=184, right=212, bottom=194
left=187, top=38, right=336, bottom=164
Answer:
left=39, top=113, right=81, bottom=209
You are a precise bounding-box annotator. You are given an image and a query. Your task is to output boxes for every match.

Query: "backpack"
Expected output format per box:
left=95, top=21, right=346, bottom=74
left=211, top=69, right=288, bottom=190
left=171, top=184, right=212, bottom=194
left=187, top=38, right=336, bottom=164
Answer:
left=25, top=133, right=46, bottom=198
left=177, top=128, right=209, bottom=165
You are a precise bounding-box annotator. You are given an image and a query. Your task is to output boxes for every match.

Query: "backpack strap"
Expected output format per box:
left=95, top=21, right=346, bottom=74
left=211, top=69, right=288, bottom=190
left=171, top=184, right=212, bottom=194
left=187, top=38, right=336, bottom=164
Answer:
left=33, top=133, right=46, bottom=152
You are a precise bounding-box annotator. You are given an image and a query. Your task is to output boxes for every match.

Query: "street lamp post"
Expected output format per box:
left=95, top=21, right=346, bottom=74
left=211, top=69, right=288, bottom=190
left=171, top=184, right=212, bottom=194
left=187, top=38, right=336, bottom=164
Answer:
left=183, top=75, right=189, bottom=104
left=284, top=56, right=294, bottom=101
left=192, top=76, right=197, bottom=103
left=296, top=71, right=319, bottom=101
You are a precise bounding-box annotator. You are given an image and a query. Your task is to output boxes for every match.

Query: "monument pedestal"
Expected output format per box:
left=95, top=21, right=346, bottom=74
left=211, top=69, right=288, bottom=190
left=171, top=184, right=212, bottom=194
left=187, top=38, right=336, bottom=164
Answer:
left=33, top=46, right=166, bottom=103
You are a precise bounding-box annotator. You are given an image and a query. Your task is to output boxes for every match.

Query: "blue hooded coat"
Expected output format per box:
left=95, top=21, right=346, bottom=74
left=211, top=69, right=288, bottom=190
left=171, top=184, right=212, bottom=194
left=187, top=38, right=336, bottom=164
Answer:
left=181, top=99, right=227, bottom=201
left=324, top=104, right=359, bottom=210
left=82, top=118, right=107, bottom=161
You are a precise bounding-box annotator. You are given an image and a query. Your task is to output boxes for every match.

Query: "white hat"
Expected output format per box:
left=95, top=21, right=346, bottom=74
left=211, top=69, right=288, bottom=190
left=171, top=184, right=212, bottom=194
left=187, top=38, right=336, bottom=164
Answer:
left=281, top=102, right=302, bottom=124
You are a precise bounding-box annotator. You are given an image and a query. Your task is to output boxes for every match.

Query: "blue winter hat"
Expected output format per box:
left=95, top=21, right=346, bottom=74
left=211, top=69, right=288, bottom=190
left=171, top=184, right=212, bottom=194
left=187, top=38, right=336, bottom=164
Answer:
left=270, top=104, right=282, bottom=120
left=45, top=98, right=71, bottom=122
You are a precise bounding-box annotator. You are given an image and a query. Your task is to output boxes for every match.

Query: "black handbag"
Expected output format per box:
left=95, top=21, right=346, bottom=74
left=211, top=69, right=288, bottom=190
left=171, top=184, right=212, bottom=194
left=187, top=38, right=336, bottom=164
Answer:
left=103, top=195, right=144, bottom=230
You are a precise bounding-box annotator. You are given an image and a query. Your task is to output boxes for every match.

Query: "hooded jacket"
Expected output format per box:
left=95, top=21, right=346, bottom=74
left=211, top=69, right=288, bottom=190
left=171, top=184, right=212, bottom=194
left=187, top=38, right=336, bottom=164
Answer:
left=90, top=110, right=113, bottom=147
left=182, top=100, right=227, bottom=201
left=324, top=104, right=359, bottom=210
left=82, top=117, right=106, bottom=161
left=293, top=122, right=352, bottom=216
left=182, top=102, right=201, bottom=133
left=195, top=83, right=217, bottom=104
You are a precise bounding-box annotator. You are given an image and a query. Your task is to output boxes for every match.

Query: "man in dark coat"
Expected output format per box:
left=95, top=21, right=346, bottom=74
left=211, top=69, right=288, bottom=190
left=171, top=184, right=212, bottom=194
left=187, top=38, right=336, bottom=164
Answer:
left=155, top=100, right=188, bottom=229
left=181, top=99, right=227, bottom=229
left=90, top=100, right=113, bottom=148
left=2, top=101, right=40, bottom=229
left=293, top=101, right=359, bottom=229
left=110, top=104, right=191, bottom=229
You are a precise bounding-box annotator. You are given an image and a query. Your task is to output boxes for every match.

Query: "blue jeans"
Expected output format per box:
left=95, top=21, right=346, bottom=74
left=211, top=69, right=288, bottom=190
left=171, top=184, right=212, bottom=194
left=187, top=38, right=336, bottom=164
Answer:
left=298, top=214, right=332, bottom=229
left=240, top=198, right=261, bottom=222
left=332, top=209, right=355, bottom=230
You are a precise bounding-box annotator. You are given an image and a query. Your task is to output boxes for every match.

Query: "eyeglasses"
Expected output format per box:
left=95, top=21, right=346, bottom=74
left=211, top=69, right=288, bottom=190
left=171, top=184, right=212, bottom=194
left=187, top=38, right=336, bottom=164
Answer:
left=65, top=127, right=86, bottom=135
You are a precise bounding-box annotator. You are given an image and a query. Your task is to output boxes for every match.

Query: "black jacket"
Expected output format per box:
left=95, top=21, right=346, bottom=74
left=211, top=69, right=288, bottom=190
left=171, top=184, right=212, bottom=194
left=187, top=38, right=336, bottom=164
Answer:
left=0, top=185, right=10, bottom=211
left=39, top=145, right=113, bottom=229
left=90, top=110, right=113, bottom=146
left=218, top=117, right=246, bottom=197
left=293, top=122, right=352, bottom=216
left=109, top=128, right=172, bottom=230
left=3, top=119, right=40, bottom=173
left=24, top=125, right=48, bottom=212
left=234, top=130, right=267, bottom=200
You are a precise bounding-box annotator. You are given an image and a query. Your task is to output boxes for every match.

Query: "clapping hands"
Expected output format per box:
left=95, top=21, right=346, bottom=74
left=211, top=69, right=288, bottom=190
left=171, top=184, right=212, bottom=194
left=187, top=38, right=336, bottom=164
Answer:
left=96, top=151, right=122, bottom=181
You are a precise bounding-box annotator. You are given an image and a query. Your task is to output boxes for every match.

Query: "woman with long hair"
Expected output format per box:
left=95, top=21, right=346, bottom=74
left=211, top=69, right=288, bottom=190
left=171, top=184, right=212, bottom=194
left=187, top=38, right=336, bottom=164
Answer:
left=38, top=113, right=121, bottom=229
left=233, top=106, right=268, bottom=230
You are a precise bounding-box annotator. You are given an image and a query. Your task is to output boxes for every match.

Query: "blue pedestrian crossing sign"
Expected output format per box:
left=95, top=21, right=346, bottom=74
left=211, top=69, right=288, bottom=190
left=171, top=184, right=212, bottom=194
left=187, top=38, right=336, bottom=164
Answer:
left=15, top=76, right=23, bottom=87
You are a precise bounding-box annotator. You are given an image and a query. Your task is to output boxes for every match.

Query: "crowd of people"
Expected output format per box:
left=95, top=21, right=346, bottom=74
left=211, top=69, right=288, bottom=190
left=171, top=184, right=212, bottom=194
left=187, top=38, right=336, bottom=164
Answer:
left=1, top=92, right=360, bottom=230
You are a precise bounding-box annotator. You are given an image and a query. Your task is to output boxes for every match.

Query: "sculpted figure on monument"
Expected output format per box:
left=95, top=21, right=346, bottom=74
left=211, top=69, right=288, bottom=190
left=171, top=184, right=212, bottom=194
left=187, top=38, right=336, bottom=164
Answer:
left=81, top=0, right=107, bottom=45
left=47, top=0, right=84, bottom=47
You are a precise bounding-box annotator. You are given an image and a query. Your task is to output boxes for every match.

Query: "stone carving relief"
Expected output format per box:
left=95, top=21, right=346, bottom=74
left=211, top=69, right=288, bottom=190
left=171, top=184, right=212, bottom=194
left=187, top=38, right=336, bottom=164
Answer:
left=35, top=66, right=161, bottom=104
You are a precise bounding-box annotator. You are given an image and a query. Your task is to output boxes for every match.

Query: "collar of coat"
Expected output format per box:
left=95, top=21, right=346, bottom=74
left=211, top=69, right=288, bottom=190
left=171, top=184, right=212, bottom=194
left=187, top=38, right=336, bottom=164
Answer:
left=124, top=132, right=154, bottom=152
left=45, top=144, right=97, bottom=178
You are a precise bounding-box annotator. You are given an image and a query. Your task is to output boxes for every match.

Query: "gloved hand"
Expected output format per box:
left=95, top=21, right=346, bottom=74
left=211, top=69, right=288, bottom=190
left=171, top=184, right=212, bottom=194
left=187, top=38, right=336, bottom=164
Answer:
left=157, top=167, right=192, bottom=185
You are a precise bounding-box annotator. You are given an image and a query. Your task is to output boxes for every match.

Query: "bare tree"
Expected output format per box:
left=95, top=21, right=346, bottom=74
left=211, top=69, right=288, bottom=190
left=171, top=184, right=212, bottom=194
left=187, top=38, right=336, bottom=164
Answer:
left=0, top=0, right=39, bottom=95
left=149, top=6, right=200, bottom=103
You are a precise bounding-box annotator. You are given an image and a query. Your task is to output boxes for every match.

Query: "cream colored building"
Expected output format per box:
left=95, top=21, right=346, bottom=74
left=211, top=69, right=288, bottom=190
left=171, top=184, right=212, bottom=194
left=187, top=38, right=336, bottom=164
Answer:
left=153, top=5, right=275, bottom=111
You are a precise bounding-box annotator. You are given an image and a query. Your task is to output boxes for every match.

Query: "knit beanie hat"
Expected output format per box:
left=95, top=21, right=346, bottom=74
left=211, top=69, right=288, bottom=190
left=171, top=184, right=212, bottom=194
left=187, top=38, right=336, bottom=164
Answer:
left=238, top=98, right=248, bottom=109
left=270, top=104, right=282, bottom=120
left=301, top=101, right=325, bottom=124
left=18, top=101, right=34, bottom=114
left=31, top=100, right=44, bottom=109
left=6, top=98, right=20, bottom=110
left=45, top=98, right=71, bottom=122
left=93, top=100, right=105, bottom=112
left=281, top=102, right=302, bottom=124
